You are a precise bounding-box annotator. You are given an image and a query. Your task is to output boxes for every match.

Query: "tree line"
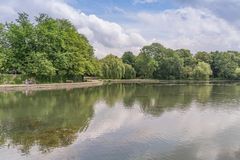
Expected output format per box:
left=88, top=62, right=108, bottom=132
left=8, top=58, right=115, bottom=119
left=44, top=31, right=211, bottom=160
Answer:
left=102, top=43, right=240, bottom=80
left=1, top=13, right=240, bottom=83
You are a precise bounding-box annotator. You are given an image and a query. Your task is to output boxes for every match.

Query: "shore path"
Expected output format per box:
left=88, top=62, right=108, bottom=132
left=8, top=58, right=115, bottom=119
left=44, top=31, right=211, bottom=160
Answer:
left=0, top=80, right=104, bottom=92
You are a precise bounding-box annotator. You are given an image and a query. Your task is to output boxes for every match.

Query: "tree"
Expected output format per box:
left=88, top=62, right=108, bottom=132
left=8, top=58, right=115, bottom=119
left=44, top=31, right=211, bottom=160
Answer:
left=135, top=52, right=157, bottom=78
left=35, top=15, right=95, bottom=78
left=182, top=66, right=194, bottom=80
left=153, top=50, right=184, bottom=80
left=234, top=68, right=240, bottom=79
left=5, top=13, right=35, bottom=74
left=101, top=55, right=125, bottom=79
left=193, top=62, right=212, bottom=80
left=123, top=64, right=136, bottom=79
left=176, top=49, right=196, bottom=67
left=25, top=52, right=56, bottom=77
left=1, top=13, right=96, bottom=82
left=141, top=43, right=165, bottom=58
left=195, top=51, right=212, bottom=64
left=0, top=50, right=3, bottom=72
left=231, top=51, right=240, bottom=66
left=122, top=51, right=135, bottom=66
left=0, top=24, right=4, bottom=72
left=137, top=43, right=184, bottom=80
left=211, top=52, right=238, bottom=79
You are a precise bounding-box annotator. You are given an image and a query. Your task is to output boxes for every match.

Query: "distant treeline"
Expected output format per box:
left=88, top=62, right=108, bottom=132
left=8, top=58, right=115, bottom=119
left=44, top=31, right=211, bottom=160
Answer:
left=118, top=44, right=240, bottom=80
left=1, top=13, right=240, bottom=83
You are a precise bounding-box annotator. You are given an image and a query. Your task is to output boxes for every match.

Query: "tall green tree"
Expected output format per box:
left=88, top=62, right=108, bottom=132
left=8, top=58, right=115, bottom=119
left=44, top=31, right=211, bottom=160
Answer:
left=135, top=52, right=157, bottom=78
left=123, top=64, right=136, bottom=79
left=176, top=49, right=196, bottom=67
left=35, top=14, right=95, bottom=77
left=101, top=55, right=125, bottom=79
left=195, top=51, right=212, bottom=64
left=139, top=43, right=184, bottom=80
left=122, top=51, right=136, bottom=66
left=1, top=13, right=95, bottom=81
left=5, top=13, right=35, bottom=74
left=154, top=49, right=184, bottom=80
left=211, top=52, right=238, bottom=79
left=25, top=52, right=56, bottom=77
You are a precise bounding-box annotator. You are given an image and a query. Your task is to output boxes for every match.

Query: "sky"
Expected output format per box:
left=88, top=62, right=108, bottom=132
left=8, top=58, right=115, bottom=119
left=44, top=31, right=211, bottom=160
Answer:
left=0, top=0, right=240, bottom=57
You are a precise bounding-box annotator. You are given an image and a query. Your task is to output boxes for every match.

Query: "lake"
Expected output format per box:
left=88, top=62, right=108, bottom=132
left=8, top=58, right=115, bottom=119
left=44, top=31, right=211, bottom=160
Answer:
left=1, top=83, right=240, bottom=160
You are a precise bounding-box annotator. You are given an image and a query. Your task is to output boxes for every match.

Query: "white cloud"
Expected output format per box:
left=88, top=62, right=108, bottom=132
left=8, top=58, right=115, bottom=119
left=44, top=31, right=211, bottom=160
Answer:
left=132, top=7, right=240, bottom=52
left=76, top=101, right=144, bottom=141
left=1, top=0, right=240, bottom=57
left=174, top=0, right=240, bottom=26
left=0, top=0, right=146, bottom=57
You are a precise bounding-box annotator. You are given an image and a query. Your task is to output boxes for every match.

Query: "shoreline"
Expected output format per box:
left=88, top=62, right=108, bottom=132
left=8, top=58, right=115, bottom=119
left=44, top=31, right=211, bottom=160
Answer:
left=0, top=80, right=104, bottom=92
left=104, top=79, right=240, bottom=84
left=0, top=79, right=240, bottom=92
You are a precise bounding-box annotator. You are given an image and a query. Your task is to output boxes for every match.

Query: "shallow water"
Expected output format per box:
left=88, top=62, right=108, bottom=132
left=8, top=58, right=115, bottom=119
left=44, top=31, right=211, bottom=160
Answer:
left=1, top=84, right=240, bottom=160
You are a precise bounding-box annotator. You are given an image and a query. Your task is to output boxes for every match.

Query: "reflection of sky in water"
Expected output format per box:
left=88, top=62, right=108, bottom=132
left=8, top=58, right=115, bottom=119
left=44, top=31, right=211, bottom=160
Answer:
left=5, top=102, right=239, bottom=160
left=1, top=84, right=240, bottom=160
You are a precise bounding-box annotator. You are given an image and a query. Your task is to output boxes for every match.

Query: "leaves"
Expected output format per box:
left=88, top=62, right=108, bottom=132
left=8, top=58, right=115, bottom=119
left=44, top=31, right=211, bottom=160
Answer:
left=193, top=62, right=212, bottom=80
left=0, top=13, right=96, bottom=81
left=101, top=55, right=125, bottom=79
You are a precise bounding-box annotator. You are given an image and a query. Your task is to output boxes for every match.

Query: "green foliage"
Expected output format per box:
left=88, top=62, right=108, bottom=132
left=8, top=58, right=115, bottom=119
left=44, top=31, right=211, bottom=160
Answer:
left=234, top=68, right=240, bottom=79
left=195, top=51, right=212, bottom=64
left=232, top=52, right=240, bottom=66
left=123, top=64, right=136, bottom=79
left=122, top=51, right=136, bottom=66
left=193, top=62, right=212, bottom=80
left=182, top=66, right=194, bottom=80
left=137, top=43, right=184, bottom=80
left=0, top=47, right=3, bottom=72
left=153, top=48, right=184, bottom=80
left=176, top=49, right=196, bottom=67
left=0, top=13, right=95, bottom=82
left=25, top=52, right=56, bottom=77
left=101, top=55, right=125, bottom=79
left=0, top=74, right=26, bottom=84
left=141, top=43, right=165, bottom=57
left=211, top=52, right=238, bottom=79
left=135, top=52, right=157, bottom=78
left=1, top=14, right=240, bottom=82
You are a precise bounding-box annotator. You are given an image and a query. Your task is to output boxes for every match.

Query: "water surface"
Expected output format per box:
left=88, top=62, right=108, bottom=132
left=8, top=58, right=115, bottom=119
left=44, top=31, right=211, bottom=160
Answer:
left=1, top=84, right=240, bottom=160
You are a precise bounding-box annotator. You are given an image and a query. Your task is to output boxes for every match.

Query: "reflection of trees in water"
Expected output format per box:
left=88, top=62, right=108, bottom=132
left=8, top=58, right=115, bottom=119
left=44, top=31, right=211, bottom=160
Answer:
left=0, top=88, right=101, bottom=154
left=210, top=85, right=240, bottom=102
left=100, top=84, right=240, bottom=116
left=100, top=84, right=215, bottom=116
left=0, top=84, right=240, bottom=154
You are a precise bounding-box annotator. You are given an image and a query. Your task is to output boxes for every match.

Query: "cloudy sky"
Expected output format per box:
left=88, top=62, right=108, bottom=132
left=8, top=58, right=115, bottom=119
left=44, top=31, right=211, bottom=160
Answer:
left=0, top=0, right=240, bottom=57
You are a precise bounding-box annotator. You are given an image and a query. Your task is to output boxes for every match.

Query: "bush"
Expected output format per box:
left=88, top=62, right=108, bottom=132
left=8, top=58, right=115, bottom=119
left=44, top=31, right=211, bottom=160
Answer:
left=0, top=74, right=26, bottom=84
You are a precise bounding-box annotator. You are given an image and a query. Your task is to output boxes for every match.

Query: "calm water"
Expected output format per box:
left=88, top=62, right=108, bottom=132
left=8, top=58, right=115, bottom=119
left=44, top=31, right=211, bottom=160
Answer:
left=1, top=84, right=240, bottom=160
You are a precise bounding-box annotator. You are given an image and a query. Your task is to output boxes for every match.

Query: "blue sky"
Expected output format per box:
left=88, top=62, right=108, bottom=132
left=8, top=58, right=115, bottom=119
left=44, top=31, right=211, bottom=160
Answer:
left=64, top=0, right=178, bottom=26
left=0, top=0, right=240, bottom=57
left=68, top=0, right=176, bottom=18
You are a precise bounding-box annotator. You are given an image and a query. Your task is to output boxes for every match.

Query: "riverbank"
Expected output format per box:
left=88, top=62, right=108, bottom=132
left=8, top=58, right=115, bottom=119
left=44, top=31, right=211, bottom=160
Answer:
left=1, top=79, right=240, bottom=92
left=105, top=79, right=240, bottom=85
left=0, top=80, right=103, bottom=92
